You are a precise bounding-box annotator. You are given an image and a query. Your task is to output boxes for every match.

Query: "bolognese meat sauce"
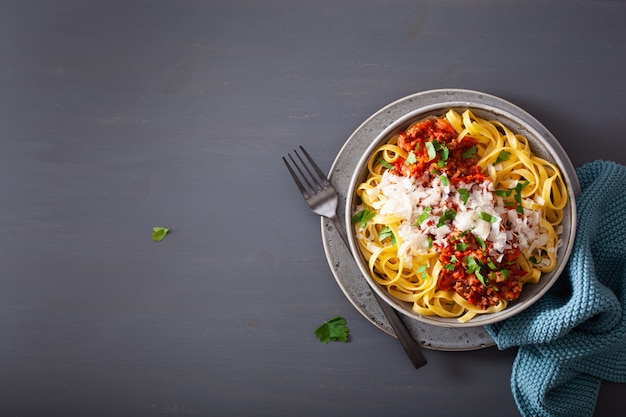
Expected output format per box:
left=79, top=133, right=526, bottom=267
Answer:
left=392, top=117, right=527, bottom=309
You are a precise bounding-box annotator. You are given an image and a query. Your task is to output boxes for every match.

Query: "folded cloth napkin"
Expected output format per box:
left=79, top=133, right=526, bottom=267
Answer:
left=486, top=160, right=626, bottom=417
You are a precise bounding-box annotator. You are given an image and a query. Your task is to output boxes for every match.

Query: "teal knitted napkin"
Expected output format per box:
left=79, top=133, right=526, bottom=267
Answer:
left=486, top=160, right=626, bottom=417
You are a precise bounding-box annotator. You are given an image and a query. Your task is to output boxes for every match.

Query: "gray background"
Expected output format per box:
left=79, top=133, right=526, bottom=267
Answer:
left=1, top=1, right=625, bottom=416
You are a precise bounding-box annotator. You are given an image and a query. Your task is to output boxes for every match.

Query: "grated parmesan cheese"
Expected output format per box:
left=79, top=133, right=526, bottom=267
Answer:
left=366, top=171, right=547, bottom=267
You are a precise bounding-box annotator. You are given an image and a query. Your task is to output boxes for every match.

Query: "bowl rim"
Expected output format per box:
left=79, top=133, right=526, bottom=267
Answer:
left=345, top=89, right=578, bottom=328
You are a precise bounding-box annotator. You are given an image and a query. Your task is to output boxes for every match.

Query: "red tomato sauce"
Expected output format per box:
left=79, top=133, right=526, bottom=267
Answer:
left=392, top=118, right=488, bottom=186
left=436, top=231, right=524, bottom=309
left=390, top=117, right=525, bottom=309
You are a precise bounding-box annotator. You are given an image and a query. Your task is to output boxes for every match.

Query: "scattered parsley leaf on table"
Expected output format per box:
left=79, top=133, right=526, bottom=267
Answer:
left=314, top=316, right=349, bottom=344
left=152, top=227, right=170, bottom=242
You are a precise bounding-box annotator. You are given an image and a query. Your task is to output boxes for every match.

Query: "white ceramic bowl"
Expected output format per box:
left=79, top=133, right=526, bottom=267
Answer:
left=345, top=89, right=579, bottom=328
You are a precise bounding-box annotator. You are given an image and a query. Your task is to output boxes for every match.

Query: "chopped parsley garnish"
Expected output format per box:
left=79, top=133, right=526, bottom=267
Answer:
left=464, top=256, right=488, bottom=286
left=462, top=145, right=477, bottom=159
left=414, top=207, right=431, bottom=226
left=314, top=316, right=349, bottom=344
left=405, top=151, right=417, bottom=165
left=493, top=189, right=513, bottom=197
left=514, top=181, right=530, bottom=214
left=439, top=144, right=450, bottom=161
left=378, top=226, right=396, bottom=246
left=465, top=255, right=480, bottom=274
left=458, top=188, right=470, bottom=204
left=455, top=242, right=468, bottom=251
left=465, top=255, right=481, bottom=274
left=501, top=269, right=510, bottom=281
left=351, top=207, right=376, bottom=228
left=475, top=235, right=486, bottom=251
left=514, top=186, right=524, bottom=205
left=416, top=264, right=428, bottom=280
left=378, top=158, right=394, bottom=169
left=475, top=270, right=487, bottom=286
left=152, top=226, right=170, bottom=242
left=478, top=211, right=497, bottom=223
left=425, top=141, right=437, bottom=160
left=439, top=175, right=450, bottom=186
left=444, top=263, right=456, bottom=271
left=437, top=209, right=457, bottom=227
left=495, top=150, right=511, bottom=164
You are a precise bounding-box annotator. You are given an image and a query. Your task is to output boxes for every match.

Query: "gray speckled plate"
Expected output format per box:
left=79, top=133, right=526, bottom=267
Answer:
left=321, top=89, right=580, bottom=351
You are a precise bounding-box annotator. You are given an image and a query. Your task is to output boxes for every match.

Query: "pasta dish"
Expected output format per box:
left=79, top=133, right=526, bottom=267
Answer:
left=351, top=109, right=567, bottom=322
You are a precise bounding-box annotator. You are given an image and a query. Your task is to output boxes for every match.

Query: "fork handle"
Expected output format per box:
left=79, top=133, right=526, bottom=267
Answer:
left=329, top=215, right=428, bottom=369
left=371, top=290, right=428, bottom=368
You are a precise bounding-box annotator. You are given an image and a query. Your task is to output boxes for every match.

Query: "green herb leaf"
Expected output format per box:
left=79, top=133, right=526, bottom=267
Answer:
left=352, top=207, right=376, bottom=228
left=425, top=142, right=437, bottom=160
left=405, top=151, right=417, bottom=165
left=478, top=212, right=497, bottom=223
left=493, top=189, right=513, bottom=197
left=458, top=188, right=470, bottom=204
left=152, top=227, right=170, bottom=242
left=462, top=145, right=477, bottom=159
left=475, top=235, right=486, bottom=251
left=465, top=255, right=480, bottom=274
left=495, top=150, right=511, bottom=165
left=439, top=175, right=450, bottom=186
left=514, top=180, right=530, bottom=215
left=450, top=255, right=459, bottom=263
left=314, top=316, right=349, bottom=344
left=501, top=269, right=509, bottom=281
left=455, top=242, right=468, bottom=251
left=475, top=270, right=487, bottom=286
left=416, top=264, right=428, bottom=280
left=427, top=236, right=433, bottom=249
left=514, top=181, right=530, bottom=200
left=487, top=258, right=498, bottom=270
left=378, top=158, right=393, bottom=169
left=519, top=180, right=530, bottom=191
left=414, top=207, right=431, bottom=226
left=439, top=145, right=450, bottom=161
left=444, top=263, right=456, bottom=271
left=437, top=209, right=457, bottom=227
left=378, top=226, right=396, bottom=246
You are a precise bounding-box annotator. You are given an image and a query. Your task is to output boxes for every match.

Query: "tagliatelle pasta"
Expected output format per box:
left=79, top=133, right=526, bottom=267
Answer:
left=351, top=109, right=567, bottom=322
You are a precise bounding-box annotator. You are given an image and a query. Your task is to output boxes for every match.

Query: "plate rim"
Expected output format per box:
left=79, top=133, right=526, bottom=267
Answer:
left=343, top=97, right=578, bottom=327
left=320, top=88, right=580, bottom=350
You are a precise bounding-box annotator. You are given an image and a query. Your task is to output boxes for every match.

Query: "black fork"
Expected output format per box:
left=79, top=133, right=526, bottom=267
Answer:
left=283, top=146, right=427, bottom=369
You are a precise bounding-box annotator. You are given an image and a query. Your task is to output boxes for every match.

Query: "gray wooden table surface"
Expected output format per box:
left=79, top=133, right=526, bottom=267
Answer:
left=1, top=1, right=625, bottom=416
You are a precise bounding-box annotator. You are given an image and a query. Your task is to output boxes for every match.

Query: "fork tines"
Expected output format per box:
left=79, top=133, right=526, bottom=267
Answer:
left=282, top=146, right=330, bottom=199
